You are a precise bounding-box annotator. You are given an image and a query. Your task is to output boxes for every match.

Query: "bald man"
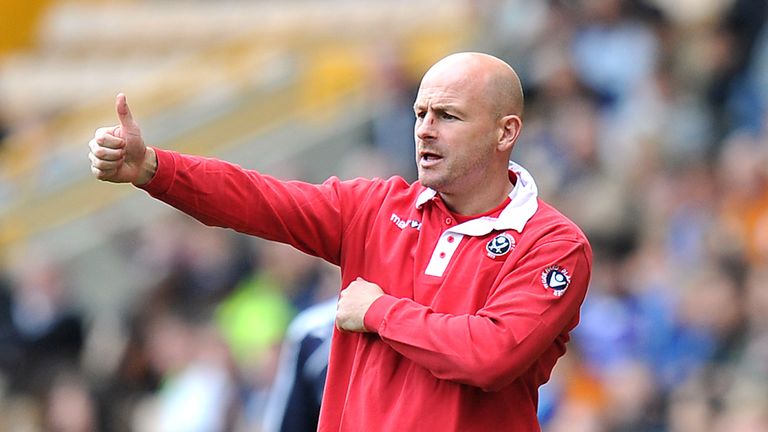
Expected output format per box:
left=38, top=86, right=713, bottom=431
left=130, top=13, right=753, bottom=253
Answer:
left=89, top=52, right=592, bottom=431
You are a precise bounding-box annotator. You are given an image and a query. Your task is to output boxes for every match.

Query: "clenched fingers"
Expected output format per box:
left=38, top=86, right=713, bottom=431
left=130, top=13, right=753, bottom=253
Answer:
left=89, top=138, right=124, bottom=161
left=89, top=151, right=123, bottom=171
left=93, top=127, right=124, bottom=149
left=88, top=135, right=124, bottom=172
left=90, top=165, right=117, bottom=180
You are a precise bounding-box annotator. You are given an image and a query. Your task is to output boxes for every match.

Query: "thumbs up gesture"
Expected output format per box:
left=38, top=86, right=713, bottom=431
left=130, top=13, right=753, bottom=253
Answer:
left=88, top=93, right=156, bottom=185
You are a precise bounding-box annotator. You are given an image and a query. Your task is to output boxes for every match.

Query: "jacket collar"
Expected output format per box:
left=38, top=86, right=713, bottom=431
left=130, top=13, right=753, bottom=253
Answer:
left=415, top=161, right=539, bottom=236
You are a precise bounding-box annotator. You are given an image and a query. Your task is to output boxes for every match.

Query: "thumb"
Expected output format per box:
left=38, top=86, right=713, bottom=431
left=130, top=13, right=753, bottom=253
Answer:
left=115, top=93, right=136, bottom=129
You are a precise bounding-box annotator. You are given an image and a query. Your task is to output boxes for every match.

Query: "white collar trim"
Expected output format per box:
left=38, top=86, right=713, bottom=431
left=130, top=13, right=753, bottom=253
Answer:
left=415, top=161, right=539, bottom=236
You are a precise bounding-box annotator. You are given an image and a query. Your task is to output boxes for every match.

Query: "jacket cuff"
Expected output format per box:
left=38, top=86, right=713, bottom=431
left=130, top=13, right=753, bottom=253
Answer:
left=364, top=294, right=399, bottom=333
left=138, top=147, right=176, bottom=195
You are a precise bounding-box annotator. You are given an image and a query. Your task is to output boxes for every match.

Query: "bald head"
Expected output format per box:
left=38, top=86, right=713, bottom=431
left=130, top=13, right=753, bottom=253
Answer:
left=421, top=52, right=524, bottom=118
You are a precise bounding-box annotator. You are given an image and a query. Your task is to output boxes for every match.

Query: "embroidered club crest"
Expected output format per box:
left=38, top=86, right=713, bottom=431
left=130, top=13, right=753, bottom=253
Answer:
left=541, top=266, right=570, bottom=296
left=486, top=233, right=515, bottom=258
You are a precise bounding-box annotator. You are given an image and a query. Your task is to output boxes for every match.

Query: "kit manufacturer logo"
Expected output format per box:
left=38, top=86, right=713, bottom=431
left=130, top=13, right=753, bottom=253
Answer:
left=390, top=213, right=421, bottom=231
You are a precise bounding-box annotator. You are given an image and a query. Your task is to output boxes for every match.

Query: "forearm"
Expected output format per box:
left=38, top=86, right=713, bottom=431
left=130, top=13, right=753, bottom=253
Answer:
left=138, top=148, right=345, bottom=263
left=364, top=295, right=574, bottom=391
left=363, top=240, right=591, bottom=391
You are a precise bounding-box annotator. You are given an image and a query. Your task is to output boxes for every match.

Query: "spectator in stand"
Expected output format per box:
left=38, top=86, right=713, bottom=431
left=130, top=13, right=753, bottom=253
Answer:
left=0, top=249, right=85, bottom=396
left=262, top=262, right=341, bottom=432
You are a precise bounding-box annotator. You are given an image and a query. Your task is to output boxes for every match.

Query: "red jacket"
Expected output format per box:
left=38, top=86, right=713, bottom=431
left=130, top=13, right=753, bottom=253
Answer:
left=141, top=148, right=592, bottom=431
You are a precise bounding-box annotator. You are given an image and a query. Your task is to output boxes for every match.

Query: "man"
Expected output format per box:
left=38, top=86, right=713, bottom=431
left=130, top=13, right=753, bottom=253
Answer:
left=89, top=52, right=592, bottom=431
left=262, top=297, right=336, bottom=432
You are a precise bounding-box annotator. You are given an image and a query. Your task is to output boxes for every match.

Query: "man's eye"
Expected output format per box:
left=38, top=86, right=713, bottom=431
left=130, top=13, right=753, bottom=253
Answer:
left=441, top=112, right=456, bottom=120
left=415, top=111, right=426, bottom=119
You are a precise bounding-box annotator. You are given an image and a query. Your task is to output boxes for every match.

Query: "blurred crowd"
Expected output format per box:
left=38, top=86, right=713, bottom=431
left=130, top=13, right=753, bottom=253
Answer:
left=1, top=0, right=768, bottom=431
left=494, top=0, right=768, bottom=431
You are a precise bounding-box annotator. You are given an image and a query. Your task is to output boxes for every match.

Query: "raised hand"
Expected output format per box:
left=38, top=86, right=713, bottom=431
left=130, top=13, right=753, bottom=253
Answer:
left=88, top=93, right=156, bottom=185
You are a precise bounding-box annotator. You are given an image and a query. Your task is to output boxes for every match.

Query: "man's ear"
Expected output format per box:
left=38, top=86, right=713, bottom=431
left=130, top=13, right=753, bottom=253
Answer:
left=497, top=114, right=522, bottom=152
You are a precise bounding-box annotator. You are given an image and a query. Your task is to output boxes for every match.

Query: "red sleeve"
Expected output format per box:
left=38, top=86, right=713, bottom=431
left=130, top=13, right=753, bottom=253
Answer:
left=139, top=148, right=369, bottom=265
left=363, top=238, right=591, bottom=391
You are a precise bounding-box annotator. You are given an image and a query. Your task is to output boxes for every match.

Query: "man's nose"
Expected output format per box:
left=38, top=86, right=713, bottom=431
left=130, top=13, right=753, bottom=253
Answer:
left=415, top=115, right=436, bottom=141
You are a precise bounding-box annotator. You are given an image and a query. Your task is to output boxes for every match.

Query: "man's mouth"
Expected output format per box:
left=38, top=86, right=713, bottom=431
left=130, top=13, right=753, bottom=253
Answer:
left=419, top=151, right=443, bottom=167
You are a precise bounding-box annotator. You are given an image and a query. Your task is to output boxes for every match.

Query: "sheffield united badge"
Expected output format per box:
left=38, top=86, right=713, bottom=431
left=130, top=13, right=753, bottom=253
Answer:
left=486, top=233, right=515, bottom=259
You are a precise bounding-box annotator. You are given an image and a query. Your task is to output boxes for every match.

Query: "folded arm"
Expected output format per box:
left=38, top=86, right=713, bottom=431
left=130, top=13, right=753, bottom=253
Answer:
left=362, top=239, right=591, bottom=391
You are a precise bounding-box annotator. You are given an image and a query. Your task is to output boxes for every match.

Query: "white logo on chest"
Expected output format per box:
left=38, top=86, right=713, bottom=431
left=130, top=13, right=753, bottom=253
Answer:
left=390, top=213, right=421, bottom=231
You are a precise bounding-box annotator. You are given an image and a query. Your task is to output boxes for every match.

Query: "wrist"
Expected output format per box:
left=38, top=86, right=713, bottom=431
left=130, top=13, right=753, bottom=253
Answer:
left=363, top=294, right=398, bottom=333
left=132, top=146, right=157, bottom=186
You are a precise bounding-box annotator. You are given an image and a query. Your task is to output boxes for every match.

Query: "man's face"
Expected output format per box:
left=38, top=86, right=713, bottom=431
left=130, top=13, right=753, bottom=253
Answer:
left=413, top=67, right=500, bottom=195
